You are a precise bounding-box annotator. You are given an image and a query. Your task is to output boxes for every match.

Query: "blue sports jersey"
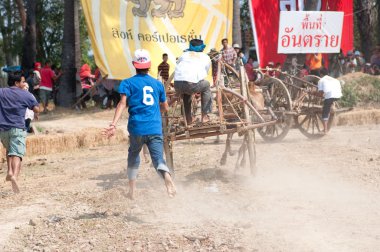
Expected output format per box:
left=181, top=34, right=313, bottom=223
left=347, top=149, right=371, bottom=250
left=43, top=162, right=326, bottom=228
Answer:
left=118, top=74, right=166, bottom=136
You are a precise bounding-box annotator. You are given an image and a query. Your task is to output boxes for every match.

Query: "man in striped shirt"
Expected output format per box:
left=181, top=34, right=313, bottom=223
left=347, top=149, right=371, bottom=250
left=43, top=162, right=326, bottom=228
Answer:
left=221, top=38, right=237, bottom=67
left=158, top=53, right=170, bottom=83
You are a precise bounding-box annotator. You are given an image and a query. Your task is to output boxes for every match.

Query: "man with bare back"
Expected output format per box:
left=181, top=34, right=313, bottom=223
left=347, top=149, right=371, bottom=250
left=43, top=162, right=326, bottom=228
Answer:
left=103, top=49, right=176, bottom=199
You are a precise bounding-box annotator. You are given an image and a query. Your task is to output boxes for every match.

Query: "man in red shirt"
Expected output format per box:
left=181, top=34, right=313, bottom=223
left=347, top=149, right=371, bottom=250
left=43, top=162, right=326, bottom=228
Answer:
left=40, top=61, right=61, bottom=112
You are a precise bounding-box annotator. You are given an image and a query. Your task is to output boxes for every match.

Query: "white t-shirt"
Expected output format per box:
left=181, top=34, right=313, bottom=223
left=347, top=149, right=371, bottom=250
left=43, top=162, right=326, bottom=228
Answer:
left=174, top=51, right=211, bottom=83
left=25, top=108, right=34, bottom=120
left=318, top=75, right=343, bottom=99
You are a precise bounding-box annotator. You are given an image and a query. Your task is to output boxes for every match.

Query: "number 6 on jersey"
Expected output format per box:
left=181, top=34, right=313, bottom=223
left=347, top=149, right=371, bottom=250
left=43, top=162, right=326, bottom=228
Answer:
left=143, top=86, right=154, bottom=105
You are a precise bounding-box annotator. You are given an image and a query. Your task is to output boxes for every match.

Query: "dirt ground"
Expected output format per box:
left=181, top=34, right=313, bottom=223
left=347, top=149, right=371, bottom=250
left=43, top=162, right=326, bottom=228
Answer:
left=1, top=110, right=380, bottom=251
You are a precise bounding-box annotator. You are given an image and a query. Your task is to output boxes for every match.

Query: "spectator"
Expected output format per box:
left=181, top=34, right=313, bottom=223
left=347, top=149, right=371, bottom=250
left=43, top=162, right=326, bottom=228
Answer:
left=306, top=53, right=322, bottom=76
left=344, top=50, right=357, bottom=74
left=370, top=46, right=380, bottom=75
left=275, top=62, right=282, bottom=78
left=157, top=53, right=170, bottom=83
left=354, top=50, right=365, bottom=72
left=317, top=68, right=342, bottom=134
left=40, top=61, right=61, bottom=112
left=31, top=62, right=41, bottom=101
left=221, top=38, right=237, bottom=67
left=233, top=44, right=248, bottom=69
left=245, top=58, right=255, bottom=81
left=23, top=83, right=35, bottom=133
left=267, top=61, right=276, bottom=77
left=0, top=74, right=39, bottom=193
left=79, top=64, right=95, bottom=109
left=328, top=50, right=344, bottom=78
left=51, top=65, right=62, bottom=105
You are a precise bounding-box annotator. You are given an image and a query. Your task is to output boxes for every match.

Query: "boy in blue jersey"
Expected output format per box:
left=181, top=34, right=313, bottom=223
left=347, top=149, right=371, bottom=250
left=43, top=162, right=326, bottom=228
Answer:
left=103, top=49, right=176, bottom=199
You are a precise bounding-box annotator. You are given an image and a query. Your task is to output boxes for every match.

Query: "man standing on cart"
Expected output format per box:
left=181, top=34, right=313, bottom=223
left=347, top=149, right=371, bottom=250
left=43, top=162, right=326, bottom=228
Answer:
left=174, top=39, right=212, bottom=124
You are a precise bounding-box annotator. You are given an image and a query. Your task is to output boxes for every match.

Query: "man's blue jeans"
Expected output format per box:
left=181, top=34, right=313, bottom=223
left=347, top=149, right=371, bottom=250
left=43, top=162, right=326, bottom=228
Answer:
left=127, top=135, right=170, bottom=180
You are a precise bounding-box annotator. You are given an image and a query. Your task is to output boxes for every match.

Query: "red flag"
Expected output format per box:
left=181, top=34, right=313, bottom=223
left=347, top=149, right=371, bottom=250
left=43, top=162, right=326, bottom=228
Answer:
left=249, top=0, right=353, bottom=67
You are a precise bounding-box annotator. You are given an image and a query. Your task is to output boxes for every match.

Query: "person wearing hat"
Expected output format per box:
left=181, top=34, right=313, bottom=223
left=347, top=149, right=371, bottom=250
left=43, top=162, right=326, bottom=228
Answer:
left=233, top=43, right=247, bottom=68
left=103, top=49, right=176, bottom=199
left=174, top=39, right=212, bottom=124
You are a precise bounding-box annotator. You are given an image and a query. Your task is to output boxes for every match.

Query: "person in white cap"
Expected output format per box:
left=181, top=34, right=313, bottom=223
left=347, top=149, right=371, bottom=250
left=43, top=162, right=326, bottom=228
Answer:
left=103, top=49, right=176, bottom=199
left=233, top=43, right=247, bottom=67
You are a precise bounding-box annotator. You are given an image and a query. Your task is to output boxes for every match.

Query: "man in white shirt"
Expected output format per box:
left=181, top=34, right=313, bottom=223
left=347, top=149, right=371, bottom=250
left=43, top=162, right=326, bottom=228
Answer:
left=174, top=39, right=212, bottom=124
left=317, top=68, right=342, bottom=134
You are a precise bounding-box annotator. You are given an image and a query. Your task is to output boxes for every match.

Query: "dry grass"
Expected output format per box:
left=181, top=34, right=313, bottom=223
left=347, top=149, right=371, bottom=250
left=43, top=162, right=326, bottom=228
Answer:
left=335, top=109, right=380, bottom=126
left=0, top=128, right=126, bottom=159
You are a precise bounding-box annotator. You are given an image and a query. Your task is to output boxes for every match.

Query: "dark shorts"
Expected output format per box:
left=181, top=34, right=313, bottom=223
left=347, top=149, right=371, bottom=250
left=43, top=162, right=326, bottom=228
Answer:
left=0, top=128, right=27, bottom=157
left=39, top=89, right=51, bottom=104
left=322, top=98, right=338, bottom=120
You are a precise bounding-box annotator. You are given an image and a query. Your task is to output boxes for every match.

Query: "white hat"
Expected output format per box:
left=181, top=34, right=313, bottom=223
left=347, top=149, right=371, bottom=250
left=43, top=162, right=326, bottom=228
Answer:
left=354, top=50, right=361, bottom=56
left=233, top=44, right=240, bottom=49
left=132, top=49, right=151, bottom=69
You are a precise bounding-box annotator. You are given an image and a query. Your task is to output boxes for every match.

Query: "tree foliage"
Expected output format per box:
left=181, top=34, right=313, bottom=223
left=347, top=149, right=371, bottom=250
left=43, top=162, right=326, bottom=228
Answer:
left=0, top=0, right=93, bottom=68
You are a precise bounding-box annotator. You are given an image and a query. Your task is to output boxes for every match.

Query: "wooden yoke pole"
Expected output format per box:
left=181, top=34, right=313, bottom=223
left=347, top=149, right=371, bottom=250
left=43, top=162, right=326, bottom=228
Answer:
left=239, top=60, right=257, bottom=175
left=216, top=61, right=224, bottom=123
left=162, top=72, right=175, bottom=173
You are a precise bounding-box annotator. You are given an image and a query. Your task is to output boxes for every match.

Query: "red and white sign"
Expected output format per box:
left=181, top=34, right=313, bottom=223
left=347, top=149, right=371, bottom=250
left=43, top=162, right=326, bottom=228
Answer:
left=249, top=0, right=353, bottom=67
left=278, top=11, right=344, bottom=54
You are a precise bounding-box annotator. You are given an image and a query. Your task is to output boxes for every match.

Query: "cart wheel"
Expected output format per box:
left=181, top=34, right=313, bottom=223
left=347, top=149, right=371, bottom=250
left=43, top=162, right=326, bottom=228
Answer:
left=295, top=109, right=334, bottom=139
left=257, top=77, right=292, bottom=142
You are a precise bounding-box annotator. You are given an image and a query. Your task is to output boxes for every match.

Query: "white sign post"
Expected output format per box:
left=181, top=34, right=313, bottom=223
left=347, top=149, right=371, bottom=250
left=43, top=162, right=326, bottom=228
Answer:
left=277, top=11, right=344, bottom=54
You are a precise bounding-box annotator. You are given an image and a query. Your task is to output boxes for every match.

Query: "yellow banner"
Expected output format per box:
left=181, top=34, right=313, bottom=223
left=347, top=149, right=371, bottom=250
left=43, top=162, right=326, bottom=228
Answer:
left=81, top=0, right=232, bottom=80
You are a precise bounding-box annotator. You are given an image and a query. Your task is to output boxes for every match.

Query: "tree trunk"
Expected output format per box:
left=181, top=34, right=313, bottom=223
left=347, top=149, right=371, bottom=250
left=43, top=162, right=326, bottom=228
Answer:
left=74, top=0, right=81, bottom=70
left=0, top=0, right=15, bottom=66
left=355, top=0, right=377, bottom=60
left=21, top=0, right=37, bottom=73
left=232, top=0, right=242, bottom=46
left=14, top=0, right=26, bottom=31
left=58, top=0, right=76, bottom=107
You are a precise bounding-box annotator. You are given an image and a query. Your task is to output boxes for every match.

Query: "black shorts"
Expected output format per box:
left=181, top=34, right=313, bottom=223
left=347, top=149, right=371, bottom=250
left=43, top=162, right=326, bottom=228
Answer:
left=322, top=98, right=338, bottom=120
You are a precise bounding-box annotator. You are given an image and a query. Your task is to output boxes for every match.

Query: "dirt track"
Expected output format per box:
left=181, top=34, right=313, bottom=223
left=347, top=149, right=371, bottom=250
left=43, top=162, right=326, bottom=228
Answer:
left=1, top=112, right=380, bottom=251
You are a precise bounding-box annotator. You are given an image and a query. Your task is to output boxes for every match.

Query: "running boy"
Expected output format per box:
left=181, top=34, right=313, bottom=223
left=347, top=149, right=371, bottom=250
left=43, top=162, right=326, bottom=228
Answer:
left=0, top=74, right=39, bottom=193
left=103, top=49, right=176, bottom=199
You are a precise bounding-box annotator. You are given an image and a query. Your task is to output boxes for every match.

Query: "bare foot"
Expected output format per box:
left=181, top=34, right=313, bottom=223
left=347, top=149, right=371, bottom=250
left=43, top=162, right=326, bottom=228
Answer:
left=126, top=191, right=135, bottom=200
left=201, top=115, right=210, bottom=123
left=164, top=172, right=176, bottom=198
left=5, top=174, right=12, bottom=182
left=10, top=176, right=20, bottom=194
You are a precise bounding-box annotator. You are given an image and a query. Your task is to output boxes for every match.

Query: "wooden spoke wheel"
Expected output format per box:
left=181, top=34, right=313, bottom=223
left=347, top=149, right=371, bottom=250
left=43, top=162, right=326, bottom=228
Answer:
left=295, top=109, right=334, bottom=139
left=294, top=75, right=334, bottom=139
left=257, top=77, right=292, bottom=142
